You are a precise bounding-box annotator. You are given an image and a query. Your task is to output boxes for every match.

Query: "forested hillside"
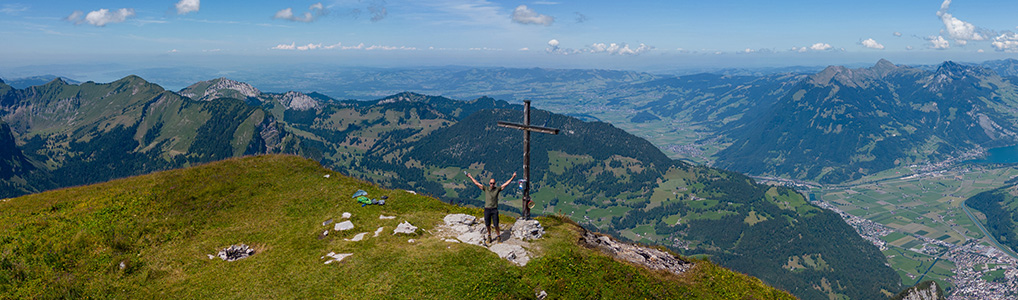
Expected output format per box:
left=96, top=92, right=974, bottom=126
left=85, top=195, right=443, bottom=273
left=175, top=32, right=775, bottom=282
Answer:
left=717, top=60, right=1018, bottom=183
left=0, top=77, right=297, bottom=193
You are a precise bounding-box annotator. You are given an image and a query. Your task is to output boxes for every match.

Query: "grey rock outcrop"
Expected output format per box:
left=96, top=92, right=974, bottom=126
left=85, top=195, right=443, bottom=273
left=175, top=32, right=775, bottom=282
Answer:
left=393, top=221, right=418, bottom=234
left=442, top=213, right=485, bottom=245
left=488, top=243, right=530, bottom=266
left=217, top=244, right=256, bottom=261
left=892, top=281, right=946, bottom=300
left=579, top=230, right=692, bottom=275
left=437, top=214, right=543, bottom=266
left=510, top=219, right=544, bottom=240
left=334, top=220, right=354, bottom=231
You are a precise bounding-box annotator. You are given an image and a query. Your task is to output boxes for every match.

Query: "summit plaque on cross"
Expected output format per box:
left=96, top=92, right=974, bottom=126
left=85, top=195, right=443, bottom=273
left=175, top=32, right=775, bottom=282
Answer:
left=497, top=100, right=559, bottom=220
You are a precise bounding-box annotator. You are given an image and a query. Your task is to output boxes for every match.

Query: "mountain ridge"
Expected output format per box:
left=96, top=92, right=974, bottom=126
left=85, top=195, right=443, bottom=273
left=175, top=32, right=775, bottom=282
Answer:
left=0, top=154, right=794, bottom=299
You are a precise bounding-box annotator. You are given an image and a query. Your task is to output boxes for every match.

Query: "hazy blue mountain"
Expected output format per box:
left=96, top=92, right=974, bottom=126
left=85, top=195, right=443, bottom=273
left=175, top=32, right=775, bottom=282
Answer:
left=4, top=75, right=81, bottom=89
left=716, top=60, right=1018, bottom=183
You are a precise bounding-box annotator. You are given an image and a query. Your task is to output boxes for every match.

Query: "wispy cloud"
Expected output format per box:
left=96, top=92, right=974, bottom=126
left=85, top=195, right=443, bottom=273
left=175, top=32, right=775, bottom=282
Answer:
left=270, top=42, right=417, bottom=51
left=368, top=0, right=387, bottom=22
left=66, top=8, right=136, bottom=27
left=176, top=0, right=199, bottom=15
left=574, top=12, right=587, bottom=23
left=512, top=5, right=553, bottom=26
left=274, top=3, right=327, bottom=23
left=1, top=4, right=29, bottom=15
left=409, top=0, right=509, bottom=28
left=861, top=38, right=885, bottom=49
left=893, top=32, right=903, bottom=37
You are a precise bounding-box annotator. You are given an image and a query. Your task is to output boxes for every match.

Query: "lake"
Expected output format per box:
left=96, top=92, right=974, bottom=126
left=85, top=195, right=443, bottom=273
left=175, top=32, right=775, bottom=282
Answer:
left=968, top=144, right=1018, bottom=164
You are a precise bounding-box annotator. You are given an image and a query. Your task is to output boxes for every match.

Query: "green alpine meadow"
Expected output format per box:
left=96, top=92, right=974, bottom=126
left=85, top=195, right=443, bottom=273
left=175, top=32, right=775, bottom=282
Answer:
left=0, top=155, right=791, bottom=299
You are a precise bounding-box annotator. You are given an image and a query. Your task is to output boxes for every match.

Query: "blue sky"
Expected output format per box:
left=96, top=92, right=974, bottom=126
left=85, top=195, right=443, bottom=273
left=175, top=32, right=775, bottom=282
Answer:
left=1, top=0, right=1018, bottom=74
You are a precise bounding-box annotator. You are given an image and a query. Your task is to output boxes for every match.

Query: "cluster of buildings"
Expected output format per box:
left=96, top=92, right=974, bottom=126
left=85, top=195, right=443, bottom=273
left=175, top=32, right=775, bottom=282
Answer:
left=944, top=242, right=1018, bottom=299
left=811, top=199, right=1018, bottom=299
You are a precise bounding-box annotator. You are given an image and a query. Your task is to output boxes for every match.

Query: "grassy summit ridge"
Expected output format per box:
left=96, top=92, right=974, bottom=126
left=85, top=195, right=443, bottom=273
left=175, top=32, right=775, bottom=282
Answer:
left=0, top=155, right=791, bottom=299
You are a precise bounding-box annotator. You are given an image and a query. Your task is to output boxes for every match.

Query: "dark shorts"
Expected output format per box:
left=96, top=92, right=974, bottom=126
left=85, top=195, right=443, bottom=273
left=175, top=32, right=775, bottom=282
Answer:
left=484, top=208, right=499, bottom=229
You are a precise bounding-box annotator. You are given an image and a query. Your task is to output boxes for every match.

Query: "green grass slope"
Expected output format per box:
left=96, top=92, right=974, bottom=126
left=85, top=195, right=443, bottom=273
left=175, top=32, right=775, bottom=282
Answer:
left=965, top=183, right=1018, bottom=253
left=0, top=155, right=791, bottom=299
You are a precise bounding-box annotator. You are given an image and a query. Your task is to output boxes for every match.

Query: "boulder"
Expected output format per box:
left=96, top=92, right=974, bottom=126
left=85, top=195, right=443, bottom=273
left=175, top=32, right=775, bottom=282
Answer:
left=334, top=220, right=354, bottom=231
left=323, top=252, right=352, bottom=264
left=444, top=214, right=477, bottom=226
left=345, top=232, right=368, bottom=241
left=510, top=219, right=544, bottom=240
left=488, top=243, right=530, bottom=266
left=217, top=244, right=256, bottom=261
left=457, top=231, right=486, bottom=246
left=393, top=221, right=418, bottom=234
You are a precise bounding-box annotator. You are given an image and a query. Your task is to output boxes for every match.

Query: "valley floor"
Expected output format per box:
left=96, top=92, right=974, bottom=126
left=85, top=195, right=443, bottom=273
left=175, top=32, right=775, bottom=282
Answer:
left=788, top=164, right=1018, bottom=299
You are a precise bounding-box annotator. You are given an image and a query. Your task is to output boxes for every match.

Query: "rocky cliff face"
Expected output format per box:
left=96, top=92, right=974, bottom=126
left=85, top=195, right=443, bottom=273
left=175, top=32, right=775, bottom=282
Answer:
left=179, top=77, right=261, bottom=101
left=892, top=281, right=946, bottom=300
left=278, top=91, right=320, bottom=111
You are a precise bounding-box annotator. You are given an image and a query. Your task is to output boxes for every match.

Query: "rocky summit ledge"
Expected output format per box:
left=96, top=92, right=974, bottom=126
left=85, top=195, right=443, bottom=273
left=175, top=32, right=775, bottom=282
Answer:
left=436, top=214, right=545, bottom=266
left=579, top=229, right=693, bottom=276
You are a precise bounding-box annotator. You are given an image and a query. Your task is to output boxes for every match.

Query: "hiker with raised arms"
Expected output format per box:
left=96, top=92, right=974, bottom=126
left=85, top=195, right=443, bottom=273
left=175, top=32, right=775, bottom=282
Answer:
left=466, top=171, right=516, bottom=244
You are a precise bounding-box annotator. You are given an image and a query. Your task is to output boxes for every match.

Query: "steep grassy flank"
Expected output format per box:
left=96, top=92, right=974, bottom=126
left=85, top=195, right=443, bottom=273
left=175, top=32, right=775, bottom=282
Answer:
left=965, top=184, right=1018, bottom=253
left=0, top=155, right=791, bottom=299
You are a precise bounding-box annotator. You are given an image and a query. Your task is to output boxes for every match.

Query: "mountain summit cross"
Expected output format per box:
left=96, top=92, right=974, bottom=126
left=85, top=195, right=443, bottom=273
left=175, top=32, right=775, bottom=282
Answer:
left=497, top=100, right=559, bottom=220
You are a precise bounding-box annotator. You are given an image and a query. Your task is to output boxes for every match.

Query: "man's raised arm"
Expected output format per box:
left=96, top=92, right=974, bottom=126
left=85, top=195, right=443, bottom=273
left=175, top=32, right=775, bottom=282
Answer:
left=466, top=172, right=483, bottom=189
left=501, top=172, right=517, bottom=190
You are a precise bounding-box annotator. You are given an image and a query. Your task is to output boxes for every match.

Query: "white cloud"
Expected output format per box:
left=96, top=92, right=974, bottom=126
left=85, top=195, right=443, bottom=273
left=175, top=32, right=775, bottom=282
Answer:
left=546, top=39, right=652, bottom=56
left=906, top=46, right=914, bottom=50
left=512, top=5, right=553, bottom=26
left=928, top=35, right=950, bottom=49
left=809, top=42, right=833, bottom=51
left=978, top=49, right=985, bottom=53
left=519, top=47, right=529, bottom=51
left=176, top=0, right=199, bottom=15
left=274, top=3, right=327, bottom=23
left=992, top=32, right=1018, bottom=52
left=937, top=0, right=987, bottom=43
left=588, top=42, right=652, bottom=55
left=271, top=42, right=416, bottom=51
left=66, top=8, right=135, bottom=26
left=894, top=32, right=903, bottom=37
left=168, top=49, right=179, bottom=53
left=861, top=38, right=885, bottom=49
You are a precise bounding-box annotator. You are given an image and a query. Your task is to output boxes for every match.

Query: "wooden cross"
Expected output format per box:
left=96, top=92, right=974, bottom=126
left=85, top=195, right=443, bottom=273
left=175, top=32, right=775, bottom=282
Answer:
left=497, top=100, right=559, bottom=220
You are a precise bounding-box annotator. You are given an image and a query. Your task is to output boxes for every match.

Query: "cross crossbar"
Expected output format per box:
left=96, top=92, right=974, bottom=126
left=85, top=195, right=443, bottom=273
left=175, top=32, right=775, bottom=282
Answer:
left=497, top=121, right=560, bottom=135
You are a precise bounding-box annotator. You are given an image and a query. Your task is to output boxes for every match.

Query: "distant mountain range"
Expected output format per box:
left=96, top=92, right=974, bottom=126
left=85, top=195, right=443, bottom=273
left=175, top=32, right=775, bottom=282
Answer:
left=2, top=75, right=81, bottom=89
left=0, top=75, right=901, bottom=299
left=718, top=59, right=1018, bottom=183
